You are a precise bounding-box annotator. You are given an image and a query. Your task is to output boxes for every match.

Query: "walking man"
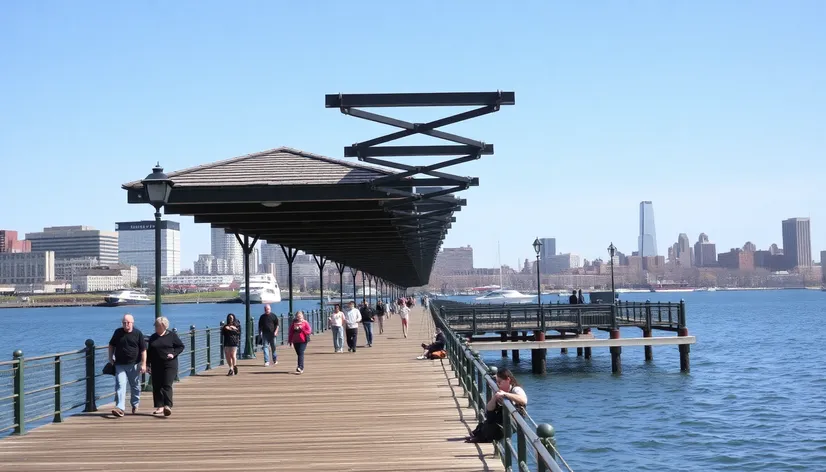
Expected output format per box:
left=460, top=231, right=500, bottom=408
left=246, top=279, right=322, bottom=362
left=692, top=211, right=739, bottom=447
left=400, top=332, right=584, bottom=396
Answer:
left=108, top=313, right=147, bottom=417
left=258, top=304, right=279, bottom=366
left=360, top=299, right=375, bottom=347
left=344, top=301, right=362, bottom=352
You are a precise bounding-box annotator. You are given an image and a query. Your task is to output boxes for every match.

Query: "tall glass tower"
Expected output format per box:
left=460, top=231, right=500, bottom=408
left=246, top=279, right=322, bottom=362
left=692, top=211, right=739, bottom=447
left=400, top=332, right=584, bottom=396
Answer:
left=638, top=201, right=658, bottom=257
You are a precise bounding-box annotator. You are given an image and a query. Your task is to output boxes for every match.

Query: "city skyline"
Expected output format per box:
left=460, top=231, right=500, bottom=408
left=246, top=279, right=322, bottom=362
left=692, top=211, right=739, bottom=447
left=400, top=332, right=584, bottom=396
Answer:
left=1, top=2, right=824, bottom=271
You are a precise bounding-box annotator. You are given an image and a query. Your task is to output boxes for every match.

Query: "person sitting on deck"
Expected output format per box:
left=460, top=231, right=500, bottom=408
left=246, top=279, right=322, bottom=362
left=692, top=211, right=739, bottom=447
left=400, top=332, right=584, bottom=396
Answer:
left=465, top=369, right=528, bottom=443
left=417, top=328, right=447, bottom=359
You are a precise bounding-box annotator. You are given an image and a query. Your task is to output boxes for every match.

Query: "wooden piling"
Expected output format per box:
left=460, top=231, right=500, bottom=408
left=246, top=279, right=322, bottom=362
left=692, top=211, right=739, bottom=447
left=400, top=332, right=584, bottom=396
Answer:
left=531, top=331, right=546, bottom=374
left=576, top=347, right=583, bottom=357
left=511, top=332, right=520, bottom=362
left=610, top=329, right=621, bottom=374
left=500, top=332, right=508, bottom=358
left=643, top=328, right=653, bottom=361
left=678, top=327, right=690, bottom=372
left=583, top=328, right=592, bottom=359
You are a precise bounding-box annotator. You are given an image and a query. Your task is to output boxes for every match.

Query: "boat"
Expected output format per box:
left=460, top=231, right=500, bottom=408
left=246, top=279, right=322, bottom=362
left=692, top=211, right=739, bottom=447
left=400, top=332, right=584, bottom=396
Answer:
left=238, top=274, right=281, bottom=304
left=475, top=289, right=535, bottom=304
left=103, top=290, right=152, bottom=307
left=587, top=291, right=618, bottom=303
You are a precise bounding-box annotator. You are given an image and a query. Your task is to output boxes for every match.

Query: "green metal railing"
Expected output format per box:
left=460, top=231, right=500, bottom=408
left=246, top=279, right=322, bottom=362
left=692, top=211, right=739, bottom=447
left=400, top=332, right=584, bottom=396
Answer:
left=0, top=309, right=334, bottom=437
left=430, top=302, right=574, bottom=472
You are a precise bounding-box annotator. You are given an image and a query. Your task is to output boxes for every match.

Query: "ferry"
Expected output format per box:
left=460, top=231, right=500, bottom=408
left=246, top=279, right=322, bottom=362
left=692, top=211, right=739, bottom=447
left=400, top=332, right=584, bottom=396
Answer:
left=103, top=290, right=152, bottom=307
left=238, top=274, right=281, bottom=304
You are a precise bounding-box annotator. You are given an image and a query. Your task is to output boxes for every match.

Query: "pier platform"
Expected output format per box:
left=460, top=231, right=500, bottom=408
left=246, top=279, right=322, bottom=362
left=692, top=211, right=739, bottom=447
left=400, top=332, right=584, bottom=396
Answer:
left=0, top=309, right=502, bottom=472
left=469, top=335, right=696, bottom=351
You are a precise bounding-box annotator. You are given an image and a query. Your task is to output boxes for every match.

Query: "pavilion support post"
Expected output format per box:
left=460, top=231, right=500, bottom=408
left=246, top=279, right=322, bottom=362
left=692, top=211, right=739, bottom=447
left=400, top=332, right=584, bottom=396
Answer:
left=350, top=268, right=357, bottom=304
left=531, top=331, right=546, bottom=374
left=367, top=275, right=373, bottom=305
left=313, top=255, right=327, bottom=328
left=335, top=262, right=345, bottom=307
left=362, top=274, right=366, bottom=304
left=235, top=233, right=259, bottom=359
left=280, top=246, right=298, bottom=316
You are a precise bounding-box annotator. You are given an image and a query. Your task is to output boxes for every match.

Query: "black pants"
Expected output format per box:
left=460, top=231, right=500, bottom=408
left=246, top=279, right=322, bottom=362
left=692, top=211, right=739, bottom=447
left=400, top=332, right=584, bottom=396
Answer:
left=345, top=327, right=358, bottom=351
left=151, top=360, right=177, bottom=408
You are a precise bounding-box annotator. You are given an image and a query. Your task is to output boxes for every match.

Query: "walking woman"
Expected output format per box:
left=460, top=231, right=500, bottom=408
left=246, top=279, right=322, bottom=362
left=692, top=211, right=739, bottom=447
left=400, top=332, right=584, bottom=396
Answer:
left=288, top=311, right=312, bottom=374
left=147, top=316, right=185, bottom=417
left=328, top=304, right=345, bottom=353
left=399, top=299, right=411, bottom=338
left=222, top=313, right=241, bottom=376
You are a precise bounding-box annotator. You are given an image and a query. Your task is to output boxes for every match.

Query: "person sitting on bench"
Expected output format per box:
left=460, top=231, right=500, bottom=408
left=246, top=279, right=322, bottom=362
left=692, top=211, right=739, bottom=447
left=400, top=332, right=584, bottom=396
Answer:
left=418, top=328, right=447, bottom=359
left=465, top=369, right=528, bottom=443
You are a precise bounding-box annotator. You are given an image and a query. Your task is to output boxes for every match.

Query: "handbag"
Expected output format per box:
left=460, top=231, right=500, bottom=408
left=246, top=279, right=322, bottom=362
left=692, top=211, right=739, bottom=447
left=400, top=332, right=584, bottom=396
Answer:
left=255, top=333, right=263, bottom=346
left=102, top=362, right=115, bottom=376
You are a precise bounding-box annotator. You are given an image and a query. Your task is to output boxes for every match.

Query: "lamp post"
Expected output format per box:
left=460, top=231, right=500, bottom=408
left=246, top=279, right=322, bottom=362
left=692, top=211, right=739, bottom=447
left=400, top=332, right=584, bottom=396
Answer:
left=608, top=242, right=617, bottom=303
left=141, top=163, right=174, bottom=319
left=532, top=237, right=542, bottom=304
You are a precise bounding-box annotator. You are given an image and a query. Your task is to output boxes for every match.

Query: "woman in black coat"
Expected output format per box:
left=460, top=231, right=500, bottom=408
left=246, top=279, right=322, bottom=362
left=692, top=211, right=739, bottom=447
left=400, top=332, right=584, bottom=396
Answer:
left=147, top=316, right=185, bottom=416
left=222, top=313, right=241, bottom=376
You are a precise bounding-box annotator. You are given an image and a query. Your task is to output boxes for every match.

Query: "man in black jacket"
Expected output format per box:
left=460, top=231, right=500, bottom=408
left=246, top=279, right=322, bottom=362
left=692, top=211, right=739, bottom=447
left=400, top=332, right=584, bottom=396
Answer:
left=360, top=300, right=375, bottom=347
left=258, top=304, right=279, bottom=366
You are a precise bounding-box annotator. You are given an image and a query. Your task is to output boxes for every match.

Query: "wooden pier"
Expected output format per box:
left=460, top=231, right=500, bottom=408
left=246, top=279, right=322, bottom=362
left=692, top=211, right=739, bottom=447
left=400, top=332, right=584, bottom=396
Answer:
left=0, top=310, right=504, bottom=472
left=434, top=300, right=694, bottom=374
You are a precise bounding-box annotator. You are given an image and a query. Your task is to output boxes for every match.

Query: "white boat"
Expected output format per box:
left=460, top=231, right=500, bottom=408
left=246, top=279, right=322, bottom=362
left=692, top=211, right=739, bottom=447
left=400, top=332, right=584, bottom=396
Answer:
left=103, top=290, right=151, bottom=307
left=475, top=289, right=535, bottom=304
left=238, top=274, right=281, bottom=304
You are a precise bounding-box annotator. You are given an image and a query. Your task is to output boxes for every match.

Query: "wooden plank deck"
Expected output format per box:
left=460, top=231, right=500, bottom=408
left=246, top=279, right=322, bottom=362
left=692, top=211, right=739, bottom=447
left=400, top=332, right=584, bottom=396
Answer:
left=0, top=308, right=502, bottom=472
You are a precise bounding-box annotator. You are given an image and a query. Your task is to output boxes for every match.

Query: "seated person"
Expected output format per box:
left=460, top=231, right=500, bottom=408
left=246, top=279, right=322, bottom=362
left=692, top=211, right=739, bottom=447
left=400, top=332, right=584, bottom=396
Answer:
left=465, top=369, right=528, bottom=443
left=418, top=329, right=447, bottom=359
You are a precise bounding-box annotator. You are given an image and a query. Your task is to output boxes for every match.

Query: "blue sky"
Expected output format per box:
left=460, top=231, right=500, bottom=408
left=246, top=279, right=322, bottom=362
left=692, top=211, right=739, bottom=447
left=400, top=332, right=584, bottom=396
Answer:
left=1, top=1, right=824, bottom=270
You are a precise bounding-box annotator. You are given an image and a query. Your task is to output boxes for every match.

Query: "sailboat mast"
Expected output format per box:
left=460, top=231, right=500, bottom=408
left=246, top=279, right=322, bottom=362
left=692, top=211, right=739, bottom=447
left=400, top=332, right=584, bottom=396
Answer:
left=498, top=241, right=502, bottom=288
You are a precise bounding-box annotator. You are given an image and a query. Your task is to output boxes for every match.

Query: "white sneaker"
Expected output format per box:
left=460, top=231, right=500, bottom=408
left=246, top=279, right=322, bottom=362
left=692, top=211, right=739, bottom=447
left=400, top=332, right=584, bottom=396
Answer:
left=273, top=360, right=278, bottom=365
left=416, top=355, right=426, bottom=360
left=264, top=362, right=270, bottom=367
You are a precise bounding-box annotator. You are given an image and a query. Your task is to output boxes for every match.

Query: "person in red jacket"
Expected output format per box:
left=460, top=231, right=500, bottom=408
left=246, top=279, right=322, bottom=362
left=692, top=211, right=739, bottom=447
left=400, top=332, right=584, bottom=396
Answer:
left=288, top=311, right=312, bottom=374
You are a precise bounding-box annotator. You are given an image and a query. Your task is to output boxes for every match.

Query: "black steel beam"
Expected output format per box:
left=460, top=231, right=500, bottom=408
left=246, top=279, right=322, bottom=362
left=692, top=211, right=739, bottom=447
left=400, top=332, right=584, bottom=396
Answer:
left=344, top=144, right=493, bottom=157
left=325, top=91, right=515, bottom=108
left=127, top=185, right=390, bottom=205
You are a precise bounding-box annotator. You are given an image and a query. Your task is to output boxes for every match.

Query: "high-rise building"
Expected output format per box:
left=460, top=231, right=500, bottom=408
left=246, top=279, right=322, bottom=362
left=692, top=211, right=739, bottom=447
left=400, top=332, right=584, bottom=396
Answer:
left=638, top=201, right=658, bottom=257
left=210, top=227, right=243, bottom=275
left=782, top=217, right=812, bottom=268
left=260, top=242, right=290, bottom=286
left=25, top=226, right=118, bottom=265
left=0, top=230, right=31, bottom=253
left=694, top=233, right=717, bottom=267
left=546, top=253, right=582, bottom=274
left=538, top=238, right=556, bottom=274
left=116, top=220, right=181, bottom=281
left=194, top=254, right=215, bottom=275
left=677, top=233, right=692, bottom=267
left=433, top=246, right=474, bottom=275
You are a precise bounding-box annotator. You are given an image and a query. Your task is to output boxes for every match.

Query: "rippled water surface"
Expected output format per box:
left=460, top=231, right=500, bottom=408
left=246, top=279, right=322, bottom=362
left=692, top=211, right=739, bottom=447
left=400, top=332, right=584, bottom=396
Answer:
left=2, top=291, right=826, bottom=471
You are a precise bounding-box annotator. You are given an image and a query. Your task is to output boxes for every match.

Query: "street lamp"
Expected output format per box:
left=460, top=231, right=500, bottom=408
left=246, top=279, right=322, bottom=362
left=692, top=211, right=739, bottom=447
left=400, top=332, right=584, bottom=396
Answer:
left=608, top=242, right=617, bottom=304
left=532, top=238, right=542, bottom=304
left=141, top=163, right=174, bottom=319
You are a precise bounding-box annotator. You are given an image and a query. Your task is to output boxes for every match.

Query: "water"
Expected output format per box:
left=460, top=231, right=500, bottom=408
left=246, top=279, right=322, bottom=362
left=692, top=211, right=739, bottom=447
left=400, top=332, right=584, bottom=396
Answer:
left=2, top=291, right=826, bottom=471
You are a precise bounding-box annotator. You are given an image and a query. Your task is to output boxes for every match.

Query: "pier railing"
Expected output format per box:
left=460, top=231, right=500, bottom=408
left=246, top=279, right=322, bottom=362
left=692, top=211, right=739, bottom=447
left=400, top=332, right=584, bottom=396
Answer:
left=430, top=302, right=574, bottom=472
left=437, top=300, right=685, bottom=335
left=0, top=308, right=333, bottom=437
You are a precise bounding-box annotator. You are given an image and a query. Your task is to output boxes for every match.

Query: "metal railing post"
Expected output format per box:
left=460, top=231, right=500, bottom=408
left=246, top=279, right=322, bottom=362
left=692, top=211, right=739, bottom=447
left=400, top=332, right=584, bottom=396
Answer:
left=206, top=326, right=212, bottom=370
left=83, top=339, right=96, bottom=412
left=172, top=328, right=181, bottom=382
left=517, top=427, right=527, bottom=468
left=537, top=423, right=557, bottom=468
left=54, top=355, right=62, bottom=423
left=13, top=350, right=24, bottom=435
left=502, top=411, right=513, bottom=469
left=218, top=322, right=225, bottom=366
left=189, top=325, right=196, bottom=376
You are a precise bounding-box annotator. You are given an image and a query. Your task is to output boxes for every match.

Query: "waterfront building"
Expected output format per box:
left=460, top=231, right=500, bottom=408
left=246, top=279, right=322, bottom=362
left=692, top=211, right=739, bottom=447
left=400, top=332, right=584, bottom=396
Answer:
left=718, top=248, right=755, bottom=270
left=0, top=230, right=31, bottom=253
left=546, top=253, right=582, bottom=274
left=210, top=227, right=243, bottom=275
left=116, top=220, right=181, bottom=281
left=0, top=251, right=55, bottom=285
left=538, top=238, right=556, bottom=274
left=72, top=268, right=129, bottom=292
left=54, top=257, right=99, bottom=283
left=433, top=246, right=474, bottom=275
left=194, top=254, right=215, bottom=275
left=782, top=217, right=812, bottom=268
left=160, top=274, right=235, bottom=288
left=694, top=233, right=717, bottom=267
left=638, top=201, right=658, bottom=257
left=25, top=226, right=118, bottom=265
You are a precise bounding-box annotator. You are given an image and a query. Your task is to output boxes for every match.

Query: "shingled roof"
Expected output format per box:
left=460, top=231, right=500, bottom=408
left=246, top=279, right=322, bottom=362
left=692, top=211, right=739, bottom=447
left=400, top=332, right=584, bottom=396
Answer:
left=122, top=147, right=391, bottom=189
left=122, top=146, right=456, bottom=287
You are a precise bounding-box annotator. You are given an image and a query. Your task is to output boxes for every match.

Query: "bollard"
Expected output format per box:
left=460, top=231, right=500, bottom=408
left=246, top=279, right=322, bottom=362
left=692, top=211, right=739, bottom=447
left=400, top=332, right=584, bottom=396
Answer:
left=190, top=325, right=196, bottom=376
left=13, top=350, right=25, bottom=435
left=83, top=339, right=96, bottom=412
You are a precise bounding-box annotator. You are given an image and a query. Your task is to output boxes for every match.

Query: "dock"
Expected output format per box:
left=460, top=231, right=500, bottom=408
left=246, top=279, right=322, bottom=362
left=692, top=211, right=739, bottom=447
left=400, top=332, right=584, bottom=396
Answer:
left=0, top=309, right=504, bottom=471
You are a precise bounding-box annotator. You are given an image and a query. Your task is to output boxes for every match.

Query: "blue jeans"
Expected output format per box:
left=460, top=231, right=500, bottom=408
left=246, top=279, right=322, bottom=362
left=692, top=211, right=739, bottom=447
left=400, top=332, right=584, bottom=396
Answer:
left=261, top=333, right=277, bottom=364
left=293, top=342, right=307, bottom=370
left=363, top=322, right=374, bottom=345
left=331, top=326, right=343, bottom=351
left=114, top=363, right=141, bottom=411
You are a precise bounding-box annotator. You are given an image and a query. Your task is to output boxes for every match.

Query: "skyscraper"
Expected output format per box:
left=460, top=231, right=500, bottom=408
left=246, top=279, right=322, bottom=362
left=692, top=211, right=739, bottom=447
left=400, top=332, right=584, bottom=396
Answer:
left=538, top=238, right=556, bottom=274
left=781, top=217, right=812, bottom=268
left=677, top=233, right=692, bottom=267
left=116, top=220, right=181, bottom=281
left=638, top=201, right=658, bottom=257
left=210, top=227, right=243, bottom=275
